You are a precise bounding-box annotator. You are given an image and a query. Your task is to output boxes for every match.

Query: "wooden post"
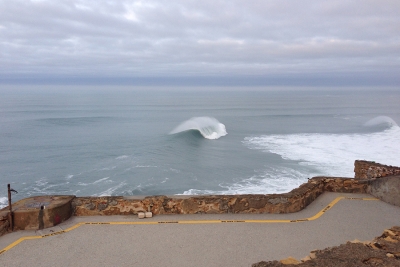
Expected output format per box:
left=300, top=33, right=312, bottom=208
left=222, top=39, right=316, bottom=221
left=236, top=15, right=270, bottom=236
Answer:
left=7, top=184, right=13, bottom=231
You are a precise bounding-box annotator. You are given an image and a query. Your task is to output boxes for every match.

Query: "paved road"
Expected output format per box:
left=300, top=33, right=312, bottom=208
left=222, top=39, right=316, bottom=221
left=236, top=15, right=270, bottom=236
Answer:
left=0, top=192, right=399, bottom=267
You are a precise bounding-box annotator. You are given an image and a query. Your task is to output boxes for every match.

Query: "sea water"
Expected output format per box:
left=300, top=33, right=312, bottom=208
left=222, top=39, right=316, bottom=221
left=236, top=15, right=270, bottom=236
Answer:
left=1, top=87, right=399, bottom=208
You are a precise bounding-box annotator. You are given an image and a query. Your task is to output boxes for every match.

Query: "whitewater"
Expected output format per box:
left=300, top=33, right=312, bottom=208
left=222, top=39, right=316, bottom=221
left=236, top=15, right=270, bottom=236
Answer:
left=0, top=87, right=399, bottom=208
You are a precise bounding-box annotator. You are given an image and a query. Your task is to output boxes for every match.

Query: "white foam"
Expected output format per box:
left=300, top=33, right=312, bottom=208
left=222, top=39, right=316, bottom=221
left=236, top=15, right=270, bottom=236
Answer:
left=99, top=166, right=117, bottom=171
left=243, top=124, right=400, bottom=178
left=182, top=117, right=400, bottom=196
left=65, top=174, right=74, bottom=180
left=35, top=178, right=48, bottom=187
left=181, top=189, right=216, bottom=195
left=116, top=155, right=129, bottom=160
left=182, top=167, right=310, bottom=195
left=0, top=197, right=8, bottom=209
left=78, top=177, right=112, bottom=186
left=93, top=177, right=110, bottom=184
left=97, top=182, right=127, bottom=196
left=134, top=165, right=157, bottom=168
left=170, top=117, right=227, bottom=140
left=160, top=178, right=169, bottom=184
left=42, top=182, right=69, bottom=191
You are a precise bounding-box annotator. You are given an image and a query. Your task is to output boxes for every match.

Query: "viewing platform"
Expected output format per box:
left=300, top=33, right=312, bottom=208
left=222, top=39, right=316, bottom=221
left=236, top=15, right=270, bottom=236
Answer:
left=0, top=160, right=399, bottom=266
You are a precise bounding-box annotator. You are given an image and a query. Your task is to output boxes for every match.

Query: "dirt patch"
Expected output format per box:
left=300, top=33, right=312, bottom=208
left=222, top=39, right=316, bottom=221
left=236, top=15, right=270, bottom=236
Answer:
left=252, top=226, right=400, bottom=267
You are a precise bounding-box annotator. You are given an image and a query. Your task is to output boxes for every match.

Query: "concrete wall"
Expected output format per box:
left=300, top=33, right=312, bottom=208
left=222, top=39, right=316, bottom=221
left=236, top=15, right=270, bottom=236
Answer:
left=354, top=160, right=400, bottom=207
left=12, top=196, right=74, bottom=231
left=72, top=177, right=367, bottom=216
left=367, top=176, right=400, bottom=207
left=0, top=195, right=75, bottom=235
left=354, top=160, right=400, bottom=179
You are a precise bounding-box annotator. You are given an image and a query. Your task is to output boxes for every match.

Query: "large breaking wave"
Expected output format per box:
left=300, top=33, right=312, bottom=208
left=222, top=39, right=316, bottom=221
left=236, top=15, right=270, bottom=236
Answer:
left=363, top=116, right=398, bottom=128
left=169, top=117, right=227, bottom=140
left=182, top=116, right=400, bottom=196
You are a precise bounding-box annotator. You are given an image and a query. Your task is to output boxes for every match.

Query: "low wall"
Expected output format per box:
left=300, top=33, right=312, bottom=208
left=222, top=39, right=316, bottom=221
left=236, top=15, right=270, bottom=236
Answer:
left=0, top=211, right=10, bottom=236
left=0, top=196, right=74, bottom=235
left=72, top=177, right=366, bottom=216
left=12, top=195, right=74, bottom=231
left=4, top=159, right=399, bottom=235
left=354, top=160, right=400, bottom=179
left=367, top=175, right=400, bottom=207
left=354, top=160, right=400, bottom=207
left=2, top=176, right=365, bottom=235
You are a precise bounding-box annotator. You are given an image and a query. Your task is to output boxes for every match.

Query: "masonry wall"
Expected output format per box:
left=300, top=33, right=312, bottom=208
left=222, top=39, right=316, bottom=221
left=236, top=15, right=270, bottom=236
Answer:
left=1, top=176, right=366, bottom=235
left=0, top=211, right=9, bottom=236
left=354, top=160, right=400, bottom=179
left=3, top=159, right=398, bottom=236
left=72, top=177, right=367, bottom=216
left=354, top=160, right=400, bottom=207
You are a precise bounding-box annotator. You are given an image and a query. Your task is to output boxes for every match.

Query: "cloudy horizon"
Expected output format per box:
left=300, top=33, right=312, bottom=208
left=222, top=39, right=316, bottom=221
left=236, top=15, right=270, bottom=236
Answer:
left=1, top=0, right=399, bottom=86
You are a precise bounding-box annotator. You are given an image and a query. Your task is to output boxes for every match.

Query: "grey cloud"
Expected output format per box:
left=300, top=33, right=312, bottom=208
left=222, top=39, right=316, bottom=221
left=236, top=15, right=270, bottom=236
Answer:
left=0, top=0, right=399, bottom=85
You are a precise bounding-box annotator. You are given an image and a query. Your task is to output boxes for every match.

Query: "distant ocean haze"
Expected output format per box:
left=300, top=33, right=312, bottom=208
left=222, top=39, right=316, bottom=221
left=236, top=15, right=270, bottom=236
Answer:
left=1, top=87, right=399, bottom=208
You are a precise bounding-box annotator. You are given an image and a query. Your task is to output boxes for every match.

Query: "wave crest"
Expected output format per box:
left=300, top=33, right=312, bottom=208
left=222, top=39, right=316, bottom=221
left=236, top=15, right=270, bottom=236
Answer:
left=170, top=117, right=227, bottom=140
left=364, top=116, right=398, bottom=128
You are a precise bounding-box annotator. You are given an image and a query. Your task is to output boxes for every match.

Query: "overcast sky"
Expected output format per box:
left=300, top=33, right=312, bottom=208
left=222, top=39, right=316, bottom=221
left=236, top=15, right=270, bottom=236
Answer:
left=1, top=0, right=399, bottom=86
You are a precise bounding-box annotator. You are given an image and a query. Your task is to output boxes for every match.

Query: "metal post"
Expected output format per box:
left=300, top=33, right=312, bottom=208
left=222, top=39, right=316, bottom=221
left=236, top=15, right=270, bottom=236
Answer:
left=7, top=184, right=13, bottom=231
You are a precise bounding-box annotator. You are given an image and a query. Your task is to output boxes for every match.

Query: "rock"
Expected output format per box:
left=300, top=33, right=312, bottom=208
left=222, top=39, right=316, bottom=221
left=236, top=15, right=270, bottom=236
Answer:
left=384, top=236, right=397, bottom=243
left=279, top=257, right=299, bottom=264
left=98, top=203, right=108, bottom=211
left=85, top=203, right=96, bottom=210
left=252, top=226, right=400, bottom=267
left=268, top=198, right=288, bottom=205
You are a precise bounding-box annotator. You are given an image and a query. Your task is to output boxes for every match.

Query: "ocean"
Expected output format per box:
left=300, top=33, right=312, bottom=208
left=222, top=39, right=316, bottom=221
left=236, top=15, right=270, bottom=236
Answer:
left=1, top=86, right=399, bottom=208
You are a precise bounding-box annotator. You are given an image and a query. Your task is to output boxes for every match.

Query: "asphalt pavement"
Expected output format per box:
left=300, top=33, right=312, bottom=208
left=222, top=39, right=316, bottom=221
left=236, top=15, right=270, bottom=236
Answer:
left=0, top=192, right=399, bottom=267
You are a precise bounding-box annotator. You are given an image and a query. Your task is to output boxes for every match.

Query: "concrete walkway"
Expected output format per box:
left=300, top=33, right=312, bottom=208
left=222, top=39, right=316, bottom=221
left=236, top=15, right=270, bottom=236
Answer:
left=0, top=192, right=399, bottom=267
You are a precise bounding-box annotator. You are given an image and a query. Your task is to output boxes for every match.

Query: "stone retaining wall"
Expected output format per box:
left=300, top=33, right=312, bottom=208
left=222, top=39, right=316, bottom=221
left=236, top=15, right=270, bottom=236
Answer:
left=354, top=160, right=400, bottom=179
left=0, top=176, right=370, bottom=236
left=72, top=177, right=367, bottom=216
left=4, top=159, right=398, bottom=236
left=0, top=211, right=9, bottom=236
